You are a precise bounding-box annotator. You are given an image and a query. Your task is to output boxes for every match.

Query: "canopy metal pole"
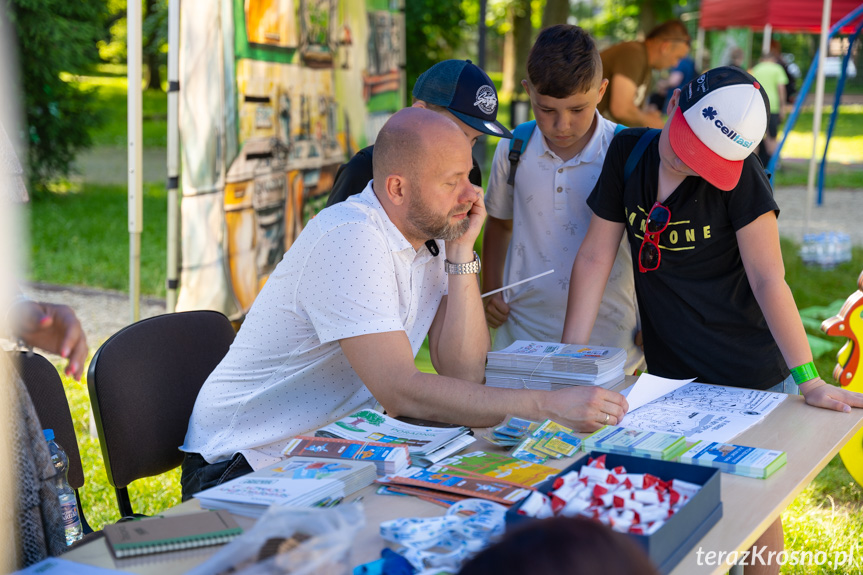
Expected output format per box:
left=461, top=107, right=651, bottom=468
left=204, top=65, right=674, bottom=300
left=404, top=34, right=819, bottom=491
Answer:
left=762, top=23, right=773, bottom=55
left=166, top=0, right=181, bottom=312
left=128, top=0, right=143, bottom=322
left=805, top=0, right=832, bottom=235
left=696, top=27, right=706, bottom=71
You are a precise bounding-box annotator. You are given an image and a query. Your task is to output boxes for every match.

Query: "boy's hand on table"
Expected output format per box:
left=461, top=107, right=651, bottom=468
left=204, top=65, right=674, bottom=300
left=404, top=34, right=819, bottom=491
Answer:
left=800, top=377, right=863, bottom=413
left=484, top=294, right=509, bottom=328
left=540, top=386, right=629, bottom=433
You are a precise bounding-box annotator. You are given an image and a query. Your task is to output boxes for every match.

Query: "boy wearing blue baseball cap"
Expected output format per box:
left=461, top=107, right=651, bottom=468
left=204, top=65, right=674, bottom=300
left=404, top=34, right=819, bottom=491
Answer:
left=563, top=65, right=863, bottom=574
left=326, top=59, right=511, bottom=207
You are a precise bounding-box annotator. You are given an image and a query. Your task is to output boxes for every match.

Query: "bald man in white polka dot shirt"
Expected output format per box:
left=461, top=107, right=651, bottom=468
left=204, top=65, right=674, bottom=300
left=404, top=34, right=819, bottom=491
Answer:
left=181, top=108, right=629, bottom=498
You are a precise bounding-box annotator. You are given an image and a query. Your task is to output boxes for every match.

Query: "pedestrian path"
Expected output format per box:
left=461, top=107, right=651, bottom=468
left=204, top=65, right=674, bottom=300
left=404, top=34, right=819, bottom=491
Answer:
left=773, top=186, right=863, bottom=246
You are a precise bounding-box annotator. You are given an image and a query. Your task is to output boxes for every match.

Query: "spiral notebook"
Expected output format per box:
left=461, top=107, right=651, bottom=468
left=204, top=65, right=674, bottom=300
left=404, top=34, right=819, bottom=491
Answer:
left=102, top=509, right=242, bottom=558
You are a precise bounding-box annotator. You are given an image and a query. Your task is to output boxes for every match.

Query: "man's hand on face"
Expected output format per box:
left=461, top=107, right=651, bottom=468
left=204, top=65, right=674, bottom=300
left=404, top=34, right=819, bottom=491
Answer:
left=447, top=185, right=487, bottom=261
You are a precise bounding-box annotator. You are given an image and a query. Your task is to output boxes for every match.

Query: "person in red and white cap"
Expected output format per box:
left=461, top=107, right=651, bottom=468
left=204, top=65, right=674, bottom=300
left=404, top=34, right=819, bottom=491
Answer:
left=562, top=65, right=863, bottom=574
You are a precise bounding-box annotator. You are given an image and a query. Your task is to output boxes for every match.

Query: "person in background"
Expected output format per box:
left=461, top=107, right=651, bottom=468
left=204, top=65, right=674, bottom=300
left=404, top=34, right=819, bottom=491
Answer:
left=562, top=66, right=863, bottom=575
left=1, top=126, right=88, bottom=381
left=750, top=51, right=789, bottom=168
left=598, top=20, right=691, bottom=129
left=482, top=24, right=644, bottom=374
left=659, top=55, right=698, bottom=116
left=770, top=40, right=798, bottom=106
left=726, top=46, right=746, bottom=71
left=325, top=59, right=512, bottom=208
left=7, top=297, right=88, bottom=380
left=2, top=122, right=88, bottom=567
left=458, top=516, right=659, bottom=575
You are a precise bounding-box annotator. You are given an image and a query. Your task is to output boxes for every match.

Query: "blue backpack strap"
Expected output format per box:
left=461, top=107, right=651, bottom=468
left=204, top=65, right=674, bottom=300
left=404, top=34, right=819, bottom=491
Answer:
left=507, top=120, right=537, bottom=186
left=623, top=128, right=660, bottom=184
left=614, top=123, right=628, bottom=135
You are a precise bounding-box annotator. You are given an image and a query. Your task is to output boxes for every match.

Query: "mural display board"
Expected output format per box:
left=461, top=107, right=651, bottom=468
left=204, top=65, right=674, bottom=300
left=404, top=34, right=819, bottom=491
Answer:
left=177, top=0, right=404, bottom=318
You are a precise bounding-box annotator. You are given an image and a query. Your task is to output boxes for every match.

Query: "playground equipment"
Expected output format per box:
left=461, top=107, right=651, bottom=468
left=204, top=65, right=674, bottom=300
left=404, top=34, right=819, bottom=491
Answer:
left=821, top=270, right=863, bottom=486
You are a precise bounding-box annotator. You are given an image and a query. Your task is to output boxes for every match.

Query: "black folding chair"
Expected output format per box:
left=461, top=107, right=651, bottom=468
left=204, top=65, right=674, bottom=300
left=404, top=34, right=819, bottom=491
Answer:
left=14, top=351, right=93, bottom=533
left=87, top=310, right=235, bottom=518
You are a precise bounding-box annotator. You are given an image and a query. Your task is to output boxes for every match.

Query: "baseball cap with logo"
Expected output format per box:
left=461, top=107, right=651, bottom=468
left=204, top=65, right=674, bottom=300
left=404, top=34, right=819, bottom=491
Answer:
left=413, top=59, right=513, bottom=139
left=669, top=66, right=769, bottom=191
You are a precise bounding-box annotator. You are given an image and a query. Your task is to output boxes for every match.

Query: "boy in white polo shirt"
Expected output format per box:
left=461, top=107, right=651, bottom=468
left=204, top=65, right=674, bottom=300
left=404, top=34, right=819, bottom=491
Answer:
left=483, top=25, right=644, bottom=374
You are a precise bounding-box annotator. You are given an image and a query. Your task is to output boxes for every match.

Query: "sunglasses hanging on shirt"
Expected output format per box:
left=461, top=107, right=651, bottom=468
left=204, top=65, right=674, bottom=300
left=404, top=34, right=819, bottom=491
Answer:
left=638, top=202, right=671, bottom=273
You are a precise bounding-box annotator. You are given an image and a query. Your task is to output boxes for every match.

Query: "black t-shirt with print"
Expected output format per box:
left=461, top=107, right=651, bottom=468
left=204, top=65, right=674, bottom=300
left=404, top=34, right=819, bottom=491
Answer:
left=588, top=128, right=789, bottom=389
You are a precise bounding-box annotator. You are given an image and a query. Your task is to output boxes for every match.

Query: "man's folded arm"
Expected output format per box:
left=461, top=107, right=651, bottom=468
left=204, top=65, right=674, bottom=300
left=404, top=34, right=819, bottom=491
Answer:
left=339, top=330, right=628, bottom=432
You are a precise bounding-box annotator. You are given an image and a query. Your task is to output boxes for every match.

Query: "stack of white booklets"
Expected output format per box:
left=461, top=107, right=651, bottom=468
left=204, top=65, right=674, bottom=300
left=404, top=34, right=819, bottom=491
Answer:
left=485, top=341, right=626, bottom=390
left=194, top=457, right=376, bottom=518
left=315, top=409, right=475, bottom=467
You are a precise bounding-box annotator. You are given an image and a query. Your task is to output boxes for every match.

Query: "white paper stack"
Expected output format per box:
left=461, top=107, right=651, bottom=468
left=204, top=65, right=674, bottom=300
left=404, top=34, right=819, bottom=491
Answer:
left=194, top=457, right=376, bottom=518
left=485, top=341, right=626, bottom=390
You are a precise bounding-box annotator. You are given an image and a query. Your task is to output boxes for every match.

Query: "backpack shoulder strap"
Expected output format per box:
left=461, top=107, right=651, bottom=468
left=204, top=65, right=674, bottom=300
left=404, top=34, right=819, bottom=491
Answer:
left=623, top=128, right=660, bottom=183
left=507, top=120, right=537, bottom=186
left=614, top=123, right=628, bottom=135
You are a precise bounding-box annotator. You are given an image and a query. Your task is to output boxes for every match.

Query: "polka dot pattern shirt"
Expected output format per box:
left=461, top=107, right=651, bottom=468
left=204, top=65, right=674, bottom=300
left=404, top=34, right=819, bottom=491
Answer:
left=182, top=184, right=447, bottom=469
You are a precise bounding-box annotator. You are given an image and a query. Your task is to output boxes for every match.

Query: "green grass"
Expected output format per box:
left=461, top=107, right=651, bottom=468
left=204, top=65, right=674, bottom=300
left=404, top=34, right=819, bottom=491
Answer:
left=773, top=161, right=863, bottom=188
left=26, top=182, right=168, bottom=297
left=64, top=68, right=168, bottom=148
left=779, top=106, right=863, bottom=164
left=779, top=238, right=863, bottom=574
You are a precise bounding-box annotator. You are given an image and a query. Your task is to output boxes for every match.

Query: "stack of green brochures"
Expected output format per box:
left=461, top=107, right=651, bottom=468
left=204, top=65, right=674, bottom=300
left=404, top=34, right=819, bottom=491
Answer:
left=677, top=441, right=787, bottom=479
left=583, top=425, right=689, bottom=460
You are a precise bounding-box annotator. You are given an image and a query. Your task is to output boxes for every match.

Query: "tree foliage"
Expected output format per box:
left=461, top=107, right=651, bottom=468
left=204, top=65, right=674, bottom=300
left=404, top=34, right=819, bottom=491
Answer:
left=571, top=0, right=691, bottom=45
left=98, top=0, right=168, bottom=90
left=5, top=0, right=105, bottom=193
left=405, top=0, right=469, bottom=95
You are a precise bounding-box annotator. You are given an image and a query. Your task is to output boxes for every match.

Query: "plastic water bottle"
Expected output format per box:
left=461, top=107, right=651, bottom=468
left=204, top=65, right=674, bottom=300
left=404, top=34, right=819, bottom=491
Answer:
left=799, top=234, right=815, bottom=264
left=43, top=429, right=83, bottom=545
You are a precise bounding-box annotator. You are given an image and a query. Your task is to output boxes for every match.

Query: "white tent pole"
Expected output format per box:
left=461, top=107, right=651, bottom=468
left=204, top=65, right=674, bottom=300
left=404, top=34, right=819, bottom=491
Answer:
left=762, top=23, right=773, bottom=55
left=128, top=0, right=143, bottom=322
left=166, top=0, right=180, bottom=313
left=696, top=27, right=706, bottom=70
left=805, top=0, right=832, bottom=235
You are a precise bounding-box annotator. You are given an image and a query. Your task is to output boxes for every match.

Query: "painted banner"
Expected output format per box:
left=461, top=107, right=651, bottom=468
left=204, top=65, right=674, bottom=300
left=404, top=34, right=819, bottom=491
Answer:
left=177, top=0, right=404, bottom=318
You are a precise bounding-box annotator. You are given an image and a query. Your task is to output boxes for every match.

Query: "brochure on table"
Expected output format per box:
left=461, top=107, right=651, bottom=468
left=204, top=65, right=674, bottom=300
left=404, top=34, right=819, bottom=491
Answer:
left=620, top=377, right=786, bottom=443
left=315, top=409, right=474, bottom=465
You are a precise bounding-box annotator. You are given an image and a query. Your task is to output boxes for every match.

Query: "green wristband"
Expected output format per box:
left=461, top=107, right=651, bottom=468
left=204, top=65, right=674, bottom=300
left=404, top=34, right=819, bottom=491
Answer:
left=790, top=362, right=819, bottom=385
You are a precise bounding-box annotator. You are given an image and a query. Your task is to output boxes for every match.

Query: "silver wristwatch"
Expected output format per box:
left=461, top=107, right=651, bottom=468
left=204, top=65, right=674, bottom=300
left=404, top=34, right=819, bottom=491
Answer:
left=444, top=251, right=481, bottom=275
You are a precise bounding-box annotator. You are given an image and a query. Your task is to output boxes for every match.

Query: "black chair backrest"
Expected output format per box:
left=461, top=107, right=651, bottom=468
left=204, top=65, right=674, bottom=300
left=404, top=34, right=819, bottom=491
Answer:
left=14, top=350, right=92, bottom=533
left=87, top=310, right=235, bottom=517
left=15, top=351, right=85, bottom=488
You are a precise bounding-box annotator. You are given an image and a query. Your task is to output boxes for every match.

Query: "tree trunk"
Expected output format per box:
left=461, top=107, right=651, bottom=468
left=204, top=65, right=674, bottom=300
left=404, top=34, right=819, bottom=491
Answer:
left=501, top=10, right=515, bottom=97
left=541, top=0, right=570, bottom=30
left=511, top=0, right=531, bottom=98
left=146, top=50, right=162, bottom=91
left=640, top=0, right=658, bottom=36
left=144, top=0, right=163, bottom=91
